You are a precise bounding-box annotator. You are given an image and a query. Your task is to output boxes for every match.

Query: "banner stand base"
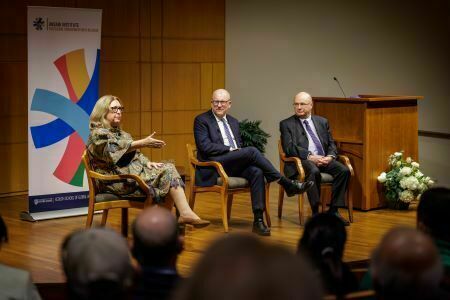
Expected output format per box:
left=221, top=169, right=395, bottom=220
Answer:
left=20, top=207, right=90, bottom=222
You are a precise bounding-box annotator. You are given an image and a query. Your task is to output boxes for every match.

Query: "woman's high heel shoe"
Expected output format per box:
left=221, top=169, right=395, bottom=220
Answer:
left=178, top=216, right=210, bottom=228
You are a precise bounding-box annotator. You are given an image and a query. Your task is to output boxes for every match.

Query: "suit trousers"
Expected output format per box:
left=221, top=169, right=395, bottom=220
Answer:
left=210, top=147, right=281, bottom=214
left=300, top=159, right=350, bottom=212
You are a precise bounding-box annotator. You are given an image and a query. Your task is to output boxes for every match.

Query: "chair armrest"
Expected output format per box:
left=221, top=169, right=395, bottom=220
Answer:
left=280, top=154, right=305, bottom=181
left=337, top=155, right=354, bottom=176
left=88, top=171, right=151, bottom=195
left=189, top=157, right=230, bottom=187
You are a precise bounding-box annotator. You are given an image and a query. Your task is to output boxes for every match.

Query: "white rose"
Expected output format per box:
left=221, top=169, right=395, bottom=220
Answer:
left=406, top=157, right=412, bottom=163
left=399, top=190, right=414, bottom=203
left=394, top=152, right=402, bottom=157
left=415, top=171, right=423, bottom=178
left=400, top=167, right=412, bottom=176
left=411, top=162, right=419, bottom=168
left=377, top=172, right=387, bottom=183
left=407, top=177, right=419, bottom=190
left=400, top=176, right=419, bottom=190
left=396, top=161, right=402, bottom=167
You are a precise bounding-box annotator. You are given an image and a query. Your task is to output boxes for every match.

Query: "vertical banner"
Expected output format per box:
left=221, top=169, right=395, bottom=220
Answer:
left=25, top=7, right=102, bottom=220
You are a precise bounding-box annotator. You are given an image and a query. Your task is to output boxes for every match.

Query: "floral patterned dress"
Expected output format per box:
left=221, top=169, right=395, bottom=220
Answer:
left=86, top=125, right=184, bottom=203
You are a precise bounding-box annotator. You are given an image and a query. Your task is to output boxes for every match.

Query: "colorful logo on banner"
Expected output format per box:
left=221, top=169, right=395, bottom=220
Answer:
left=30, top=48, right=100, bottom=187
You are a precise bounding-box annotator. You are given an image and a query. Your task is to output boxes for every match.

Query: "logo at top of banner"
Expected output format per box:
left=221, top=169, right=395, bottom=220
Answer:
left=33, top=17, right=45, bottom=31
left=30, top=48, right=100, bottom=187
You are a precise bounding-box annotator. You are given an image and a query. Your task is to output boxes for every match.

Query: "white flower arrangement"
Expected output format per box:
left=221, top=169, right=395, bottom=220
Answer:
left=378, top=151, right=434, bottom=208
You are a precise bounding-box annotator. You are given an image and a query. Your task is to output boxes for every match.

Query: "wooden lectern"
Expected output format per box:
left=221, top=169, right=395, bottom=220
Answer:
left=312, top=95, right=423, bottom=210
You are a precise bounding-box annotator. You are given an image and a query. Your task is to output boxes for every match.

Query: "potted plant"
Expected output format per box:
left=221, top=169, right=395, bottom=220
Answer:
left=239, top=119, right=270, bottom=153
left=377, top=151, right=434, bottom=209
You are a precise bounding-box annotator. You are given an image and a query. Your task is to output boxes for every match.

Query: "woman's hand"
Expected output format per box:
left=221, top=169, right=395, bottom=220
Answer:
left=147, top=162, right=164, bottom=169
left=142, top=132, right=166, bottom=148
left=129, top=132, right=166, bottom=153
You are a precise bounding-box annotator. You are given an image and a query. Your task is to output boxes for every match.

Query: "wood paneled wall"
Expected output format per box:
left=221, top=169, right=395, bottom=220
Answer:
left=0, top=0, right=225, bottom=195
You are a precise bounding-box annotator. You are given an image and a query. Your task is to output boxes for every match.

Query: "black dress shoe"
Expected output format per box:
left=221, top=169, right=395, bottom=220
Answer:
left=252, top=219, right=271, bottom=236
left=328, top=210, right=350, bottom=226
left=284, top=180, right=314, bottom=197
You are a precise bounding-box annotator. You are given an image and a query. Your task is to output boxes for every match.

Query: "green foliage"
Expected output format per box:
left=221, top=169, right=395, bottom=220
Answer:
left=239, top=119, right=270, bottom=153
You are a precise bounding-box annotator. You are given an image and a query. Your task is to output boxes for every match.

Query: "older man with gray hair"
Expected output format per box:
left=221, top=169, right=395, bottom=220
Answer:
left=61, top=228, right=133, bottom=300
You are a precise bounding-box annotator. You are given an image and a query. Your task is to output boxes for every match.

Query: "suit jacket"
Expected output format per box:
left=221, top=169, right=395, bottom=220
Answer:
left=279, top=115, right=338, bottom=178
left=193, top=110, right=243, bottom=186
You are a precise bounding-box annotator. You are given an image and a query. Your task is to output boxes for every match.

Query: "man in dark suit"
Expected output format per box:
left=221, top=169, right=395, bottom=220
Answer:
left=194, top=89, right=313, bottom=236
left=280, top=92, right=350, bottom=225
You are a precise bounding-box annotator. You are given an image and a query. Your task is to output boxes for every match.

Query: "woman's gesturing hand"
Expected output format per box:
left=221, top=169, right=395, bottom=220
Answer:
left=143, top=132, right=166, bottom=148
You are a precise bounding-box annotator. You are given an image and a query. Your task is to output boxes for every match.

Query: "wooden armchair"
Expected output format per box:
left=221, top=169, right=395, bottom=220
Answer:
left=186, top=144, right=271, bottom=232
left=82, top=150, right=173, bottom=237
left=277, top=141, right=354, bottom=225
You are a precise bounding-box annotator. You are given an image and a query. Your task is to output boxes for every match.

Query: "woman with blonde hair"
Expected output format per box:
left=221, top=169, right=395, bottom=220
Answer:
left=87, top=95, right=209, bottom=227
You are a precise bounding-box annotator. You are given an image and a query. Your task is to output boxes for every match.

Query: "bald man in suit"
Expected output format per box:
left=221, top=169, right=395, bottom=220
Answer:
left=280, top=92, right=350, bottom=225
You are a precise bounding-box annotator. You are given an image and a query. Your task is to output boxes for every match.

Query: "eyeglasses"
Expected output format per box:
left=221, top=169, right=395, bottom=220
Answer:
left=110, top=106, right=125, bottom=113
left=211, top=100, right=230, bottom=106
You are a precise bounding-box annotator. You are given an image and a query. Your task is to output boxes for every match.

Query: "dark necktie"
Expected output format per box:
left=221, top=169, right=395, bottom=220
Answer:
left=303, top=120, right=325, bottom=156
left=221, top=118, right=237, bottom=148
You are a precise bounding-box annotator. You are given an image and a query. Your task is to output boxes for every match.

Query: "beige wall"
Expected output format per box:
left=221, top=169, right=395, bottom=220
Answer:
left=226, top=0, right=450, bottom=186
left=0, top=0, right=224, bottom=195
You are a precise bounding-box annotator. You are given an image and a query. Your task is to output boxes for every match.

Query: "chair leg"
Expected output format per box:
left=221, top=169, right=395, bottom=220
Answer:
left=189, top=187, right=196, bottom=209
left=121, top=208, right=128, bottom=237
left=221, top=191, right=229, bottom=233
left=101, top=209, right=108, bottom=226
left=321, top=194, right=327, bottom=213
left=298, top=194, right=303, bottom=225
left=347, top=190, right=354, bottom=223
left=265, top=183, right=271, bottom=227
left=227, top=194, right=233, bottom=222
left=86, top=205, right=95, bottom=228
left=278, top=185, right=285, bottom=218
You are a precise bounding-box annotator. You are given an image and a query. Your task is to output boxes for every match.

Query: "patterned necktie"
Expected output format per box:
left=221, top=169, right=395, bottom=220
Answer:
left=221, top=118, right=237, bottom=148
left=303, top=120, right=325, bottom=156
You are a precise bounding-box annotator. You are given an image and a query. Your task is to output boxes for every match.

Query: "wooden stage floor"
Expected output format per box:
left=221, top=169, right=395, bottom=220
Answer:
left=0, top=186, right=416, bottom=283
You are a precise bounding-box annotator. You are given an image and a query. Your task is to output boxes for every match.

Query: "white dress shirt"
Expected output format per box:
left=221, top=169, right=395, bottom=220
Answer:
left=213, top=113, right=238, bottom=150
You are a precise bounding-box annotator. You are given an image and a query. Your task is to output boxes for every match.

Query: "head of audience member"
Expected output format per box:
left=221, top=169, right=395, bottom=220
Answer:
left=211, top=89, right=231, bottom=118
left=0, top=215, right=8, bottom=247
left=173, top=233, right=322, bottom=300
left=371, top=227, right=443, bottom=300
left=90, top=95, right=124, bottom=129
left=61, top=228, right=133, bottom=300
left=417, top=187, right=450, bottom=243
left=132, top=206, right=183, bottom=268
left=297, top=213, right=349, bottom=295
left=293, top=91, right=313, bottom=119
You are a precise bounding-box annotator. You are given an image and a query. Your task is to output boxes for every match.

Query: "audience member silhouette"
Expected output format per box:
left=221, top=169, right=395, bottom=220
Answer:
left=61, top=228, right=133, bottom=300
left=173, top=233, right=323, bottom=300
left=131, top=206, right=183, bottom=300
left=297, top=213, right=358, bottom=297
left=417, top=187, right=450, bottom=290
left=371, top=227, right=445, bottom=300
left=0, top=215, right=42, bottom=300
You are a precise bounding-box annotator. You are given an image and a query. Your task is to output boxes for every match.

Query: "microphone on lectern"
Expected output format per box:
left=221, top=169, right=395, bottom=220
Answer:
left=333, top=76, right=347, bottom=98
